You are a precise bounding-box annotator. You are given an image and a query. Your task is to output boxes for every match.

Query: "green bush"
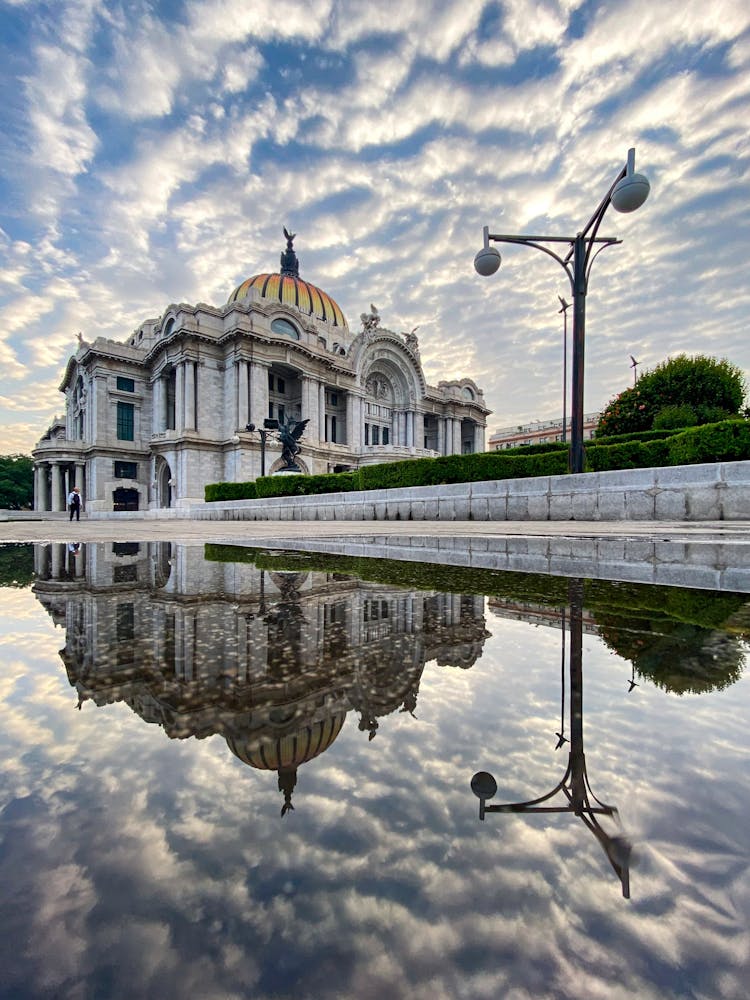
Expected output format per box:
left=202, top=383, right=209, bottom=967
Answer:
left=593, top=428, right=679, bottom=445
left=585, top=438, right=670, bottom=472
left=205, top=481, right=258, bottom=501
left=652, top=404, right=699, bottom=430
left=597, top=354, right=746, bottom=437
left=255, top=471, right=361, bottom=498
left=666, top=419, right=750, bottom=465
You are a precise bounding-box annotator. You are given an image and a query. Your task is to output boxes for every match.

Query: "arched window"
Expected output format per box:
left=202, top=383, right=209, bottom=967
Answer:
left=271, top=317, right=300, bottom=340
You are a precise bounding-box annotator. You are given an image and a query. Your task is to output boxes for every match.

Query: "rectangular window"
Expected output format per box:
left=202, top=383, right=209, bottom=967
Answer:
left=383, top=427, right=389, bottom=445
left=330, top=392, right=338, bottom=406
left=277, top=378, right=285, bottom=394
left=117, top=401, right=135, bottom=440
left=116, top=602, right=135, bottom=641
left=372, top=425, right=380, bottom=445
left=112, top=542, right=140, bottom=557
left=113, top=564, right=138, bottom=584
left=330, top=415, right=337, bottom=442
left=117, top=376, right=135, bottom=392
left=114, top=461, right=138, bottom=479
left=277, top=404, right=285, bottom=423
left=268, top=371, right=274, bottom=391
left=364, top=423, right=369, bottom=445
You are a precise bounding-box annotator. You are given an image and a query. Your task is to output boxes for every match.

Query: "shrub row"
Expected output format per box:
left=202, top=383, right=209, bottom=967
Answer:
left=204, top=419, right=750, bottom=501
left=585, top=419, right=750, bottom=472
left=205, top=480, right=258, bottom=502
left=256, top=471, right=360, bottom=498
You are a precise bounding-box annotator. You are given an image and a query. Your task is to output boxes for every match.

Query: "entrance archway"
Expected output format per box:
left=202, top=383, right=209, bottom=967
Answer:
left=156, top=460, right=173, bottom=508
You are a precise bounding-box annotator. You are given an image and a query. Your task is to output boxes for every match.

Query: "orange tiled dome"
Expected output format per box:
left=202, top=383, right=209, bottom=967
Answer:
left=228, top=230, right=347, bottom=328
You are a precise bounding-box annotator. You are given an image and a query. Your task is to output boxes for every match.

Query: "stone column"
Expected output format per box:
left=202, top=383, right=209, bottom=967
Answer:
left=453, top=418, right=463, bottom=455
left=250, top=362, right=269, bottom=425
left=475, top=422, right=485, bottom=452
left=75, top=463, right=84, bottom=491
left=51, top=544, right=63, bottom=579
left=237, top=360, right=249, bottom=430
left=302, top=376, right=320, bottom=442
left=33, top=465, right=43, bottom=511
left=153, top=376, right=163, bottom=434
left=51, top=462, right=64, bottom=512
left=352, top=394, right=363, bottom=449
left=414, top=412, right=424, bottom=450
left=404, top=411, right=413, bottom=447
left=319, top=383, right=326, bottom=441
left=175, top=364, right=185, bottom=432
left=437, top=417, right=445, bottom=456
left=184, top=360, right=196, bottom=430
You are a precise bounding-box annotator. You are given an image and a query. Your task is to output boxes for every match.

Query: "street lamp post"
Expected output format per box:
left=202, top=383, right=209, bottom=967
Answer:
left=558, top=296, right=570, bottom=444
left=245, top=418, right=279, bottom=477
left=475, top=149, right=650, bottom=474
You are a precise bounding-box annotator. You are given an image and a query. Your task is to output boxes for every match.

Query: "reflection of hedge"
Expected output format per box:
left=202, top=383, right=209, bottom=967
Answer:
left=206, top=543, right=749, bottom=696
left=0, top=543, right=34, bottom=588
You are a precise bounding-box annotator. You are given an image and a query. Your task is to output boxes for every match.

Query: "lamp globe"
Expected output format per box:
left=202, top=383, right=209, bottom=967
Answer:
left=611, top=173, right=650, bottom=213
left=474, top=246, right=502, bottom=276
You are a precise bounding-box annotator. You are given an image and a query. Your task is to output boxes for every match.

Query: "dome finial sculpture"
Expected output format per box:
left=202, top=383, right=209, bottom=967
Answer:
left=280, top=226, right=299, bottom=277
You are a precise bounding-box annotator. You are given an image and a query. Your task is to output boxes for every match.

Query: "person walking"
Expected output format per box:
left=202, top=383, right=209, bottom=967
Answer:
left=68, top=486, right=82, bottom=521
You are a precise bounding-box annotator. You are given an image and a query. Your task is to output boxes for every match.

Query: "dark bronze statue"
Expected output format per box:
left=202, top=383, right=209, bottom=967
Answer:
left=277, top=415, right=309, bottom=471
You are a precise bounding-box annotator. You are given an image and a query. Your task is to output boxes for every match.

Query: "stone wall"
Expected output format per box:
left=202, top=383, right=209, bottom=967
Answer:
left=187, top=460, right=750, bottom=523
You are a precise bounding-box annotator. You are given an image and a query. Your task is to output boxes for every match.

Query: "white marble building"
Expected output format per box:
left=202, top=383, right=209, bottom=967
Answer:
left=32, top=233, right=489, bottom=513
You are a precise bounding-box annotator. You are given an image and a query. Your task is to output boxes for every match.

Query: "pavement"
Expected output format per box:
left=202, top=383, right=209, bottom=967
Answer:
left=2, top=515, right=750, bottom=544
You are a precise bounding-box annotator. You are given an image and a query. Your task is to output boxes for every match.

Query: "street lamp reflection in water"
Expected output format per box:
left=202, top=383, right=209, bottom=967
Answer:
left=471, top=578, right=632, bottom=898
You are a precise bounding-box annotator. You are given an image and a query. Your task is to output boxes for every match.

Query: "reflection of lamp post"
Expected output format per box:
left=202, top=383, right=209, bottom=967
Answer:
left=471, top=578, right=632, bottom=898
left=475, top=149, right=650, bottom=474
left=245, top=418, right=279, bottom=476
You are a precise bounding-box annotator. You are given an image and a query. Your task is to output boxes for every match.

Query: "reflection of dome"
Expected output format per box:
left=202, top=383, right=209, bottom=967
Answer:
left=226, top=711, right=347, bottom=816
left=227, top=712, right=346, bottom=770
left=228, top=231, right=347, bottom=328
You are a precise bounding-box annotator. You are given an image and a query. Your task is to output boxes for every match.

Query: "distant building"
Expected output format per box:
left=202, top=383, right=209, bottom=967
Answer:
left=488, top=413, right=600, bottom=451
left=32, top=232, right=490, bottom=513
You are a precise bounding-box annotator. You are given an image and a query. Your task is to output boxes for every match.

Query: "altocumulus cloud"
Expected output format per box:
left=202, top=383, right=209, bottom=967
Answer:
left=0, top=0, right=749, bottom=451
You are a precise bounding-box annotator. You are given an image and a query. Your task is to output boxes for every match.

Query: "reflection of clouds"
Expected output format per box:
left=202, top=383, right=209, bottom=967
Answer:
left=2, top=589, right=750, bottom=997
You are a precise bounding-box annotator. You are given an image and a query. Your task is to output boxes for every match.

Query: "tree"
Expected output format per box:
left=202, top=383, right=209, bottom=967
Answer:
left=596, top=354, right=747, bottom=438
left=0, top=454, right=34, bottom=509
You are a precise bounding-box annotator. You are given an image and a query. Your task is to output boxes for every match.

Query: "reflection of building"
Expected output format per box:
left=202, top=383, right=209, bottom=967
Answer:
left=32, top=233, right=489, bottom=513
left=488, top=598, right=600, bottom=636
left=33, top=542, right=489, bottom=813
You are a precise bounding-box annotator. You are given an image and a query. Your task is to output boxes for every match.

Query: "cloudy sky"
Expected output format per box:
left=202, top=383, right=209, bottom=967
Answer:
left=1, top=0, right=749, bottom=453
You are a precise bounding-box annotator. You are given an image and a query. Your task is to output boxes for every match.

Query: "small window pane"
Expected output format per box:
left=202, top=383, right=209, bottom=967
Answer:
left=117, top=376, right=135, bottom=392
left=114, top=461, right=138, bottom=478
left=117, top=401, right=135, bottom=440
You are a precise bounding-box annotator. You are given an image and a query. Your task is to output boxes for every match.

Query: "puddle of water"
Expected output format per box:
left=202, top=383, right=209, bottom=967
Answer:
left=1, top=541, right=749, bottom=1000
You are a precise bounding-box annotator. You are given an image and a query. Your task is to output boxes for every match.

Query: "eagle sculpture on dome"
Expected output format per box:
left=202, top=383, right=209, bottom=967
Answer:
left=283, top=226, right=296, bottom=248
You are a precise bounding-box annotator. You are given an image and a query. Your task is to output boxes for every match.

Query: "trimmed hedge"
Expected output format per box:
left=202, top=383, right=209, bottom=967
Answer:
left=205, top=480, right=258, bottom=502
left=666, top=418, right=750, bottom=465
left=255, top=471, right=360, bottom=498
left=204, top=419, right=750, bottom=501
left=592, top=428, right=679, bottom=446
left=359, top=449, right=569, bottom=490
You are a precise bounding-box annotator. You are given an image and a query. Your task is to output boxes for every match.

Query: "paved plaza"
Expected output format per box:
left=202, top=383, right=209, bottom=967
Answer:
left=2, top=514, right=750, bottom=545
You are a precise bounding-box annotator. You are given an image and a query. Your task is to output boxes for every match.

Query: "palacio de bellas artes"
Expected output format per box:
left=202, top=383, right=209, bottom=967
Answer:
left=31, top=230, right=488, bottom=515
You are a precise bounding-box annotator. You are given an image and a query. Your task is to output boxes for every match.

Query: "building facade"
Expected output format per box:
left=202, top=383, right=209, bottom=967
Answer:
left=488, top=413, right=600, bottom=451
left=33, top=234, right=489, bottom=513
